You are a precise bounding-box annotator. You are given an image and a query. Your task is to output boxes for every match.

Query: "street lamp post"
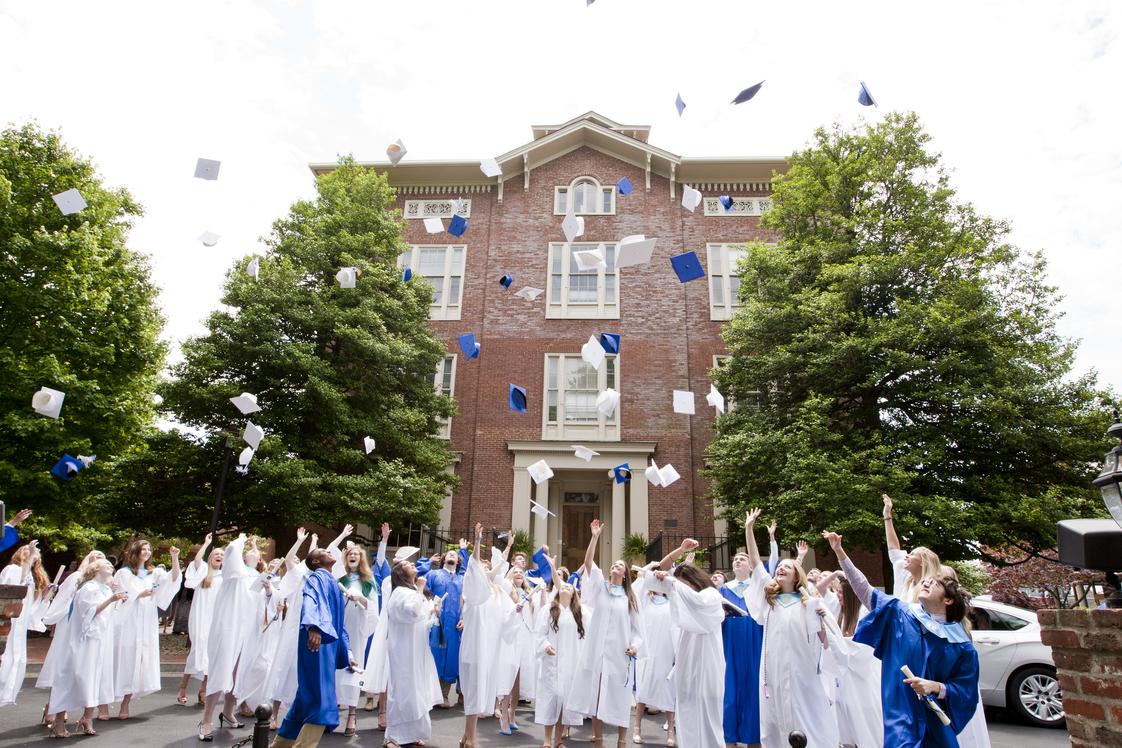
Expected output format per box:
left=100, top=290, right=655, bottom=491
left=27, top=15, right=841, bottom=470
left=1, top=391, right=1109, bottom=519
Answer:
left=1092, top=418, right=1122, bottom=530
left=207, top=432, right=240, bottom=540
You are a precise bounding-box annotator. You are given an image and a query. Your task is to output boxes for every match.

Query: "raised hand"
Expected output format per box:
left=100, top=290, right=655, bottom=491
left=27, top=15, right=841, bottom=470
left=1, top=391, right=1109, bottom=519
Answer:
left=590, top=519, right=603, bottom=537
left=474, top=522, right=483, bottom=540
left=821, top=531, right=843, bottom=553
left=882, top=494, right=893, bottom=519
left=380, top=522, right=390, bottom=542
left=416, top=577, right=427, bottom=593
left=745, top=507, right=762, bottom=528
left=169, top=546, right=181, bottom=559
left=9, top=509, right=31, bottom=526
left=341, top=524, right=354, bottom=540
left=795, top=539, right=809, bottom=562
left=768, top=518, right=777, bottom=538
left=682, top=538, right=700, bottom=552
left=296, top=527, right=308, bottom=542
left=204, top=532, right=214, bottom=544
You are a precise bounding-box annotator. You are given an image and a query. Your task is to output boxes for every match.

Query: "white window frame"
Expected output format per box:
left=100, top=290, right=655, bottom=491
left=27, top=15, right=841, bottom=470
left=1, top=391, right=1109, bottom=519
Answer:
left=547, top=242, right=620, bottom=320
left=398, top=245, right=466, bottom=321
left=553, top=176, right=616, bottom=216
left=712, top=355, right=762, bottom=412
left=542, top=353, right=621, bottom=441
left=428, top=354, right=457, bottom=439
left=404, top=199, right=472, bottom=219
left=706, top=243, right=749, bottom=321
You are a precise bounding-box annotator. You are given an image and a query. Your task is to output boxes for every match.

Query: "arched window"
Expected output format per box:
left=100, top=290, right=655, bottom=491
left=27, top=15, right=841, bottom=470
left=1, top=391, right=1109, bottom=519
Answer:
left=554, top=176, right=616, bottom=215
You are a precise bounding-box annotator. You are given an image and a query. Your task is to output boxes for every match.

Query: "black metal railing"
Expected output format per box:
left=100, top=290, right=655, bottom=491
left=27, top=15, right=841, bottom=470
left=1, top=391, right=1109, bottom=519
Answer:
left=646, top=532, right=733, bottom=572
left=382, top=525, right=507, bottom=562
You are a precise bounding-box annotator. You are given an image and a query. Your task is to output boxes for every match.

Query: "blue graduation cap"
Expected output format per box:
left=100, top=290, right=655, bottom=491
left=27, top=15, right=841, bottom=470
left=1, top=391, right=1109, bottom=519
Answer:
left=675, top=93, right=686, bottom=117
left=447, top=214, right=468, bottom=237
left=731, top=81, right=765, bottom=104
left=617, top=177, right=633, bottom=196
left=50, top=454, right=82, bottom=481
left=529, top=546, right=553, bottom=585
left=612, top=463, right=632, bottom=484
left=599, top=333, right=620, bottom=355
left=402, top=266, right=413, bottom=283
left=670, top=251, right=705, bottom=283
left=858, top=81, right=877, bottom=107
left=719, top=195, right=734, bottom=211
left=457, top=333, right=480, bottom=359
left=509, top=384, right=528, bottom=413
left=499, top=273, right=513, bottom=289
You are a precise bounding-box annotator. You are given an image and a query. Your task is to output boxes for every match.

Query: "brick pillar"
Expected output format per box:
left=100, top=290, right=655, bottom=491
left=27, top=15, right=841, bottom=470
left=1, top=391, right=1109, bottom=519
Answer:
left=1038, top=607, right=1122, bottom=746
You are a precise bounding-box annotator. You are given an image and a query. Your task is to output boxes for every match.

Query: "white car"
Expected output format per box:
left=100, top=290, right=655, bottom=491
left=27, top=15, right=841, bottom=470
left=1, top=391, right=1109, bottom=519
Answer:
left=968, top=597, right=1065, bottom=727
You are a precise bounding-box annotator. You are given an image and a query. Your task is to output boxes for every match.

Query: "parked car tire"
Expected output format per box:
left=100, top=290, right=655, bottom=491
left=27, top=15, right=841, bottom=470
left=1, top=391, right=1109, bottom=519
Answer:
left=1006, top=665, right=1065, bottom=728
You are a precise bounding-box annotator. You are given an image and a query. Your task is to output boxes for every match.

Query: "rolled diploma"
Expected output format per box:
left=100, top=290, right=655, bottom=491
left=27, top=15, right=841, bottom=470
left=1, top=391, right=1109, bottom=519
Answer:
left=900, top=665, right=952, bottom=726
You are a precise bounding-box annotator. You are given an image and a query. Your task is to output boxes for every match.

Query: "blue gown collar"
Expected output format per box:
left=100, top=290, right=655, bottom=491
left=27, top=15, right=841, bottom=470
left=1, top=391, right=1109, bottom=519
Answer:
left=908, top=602, right=970, bottom=643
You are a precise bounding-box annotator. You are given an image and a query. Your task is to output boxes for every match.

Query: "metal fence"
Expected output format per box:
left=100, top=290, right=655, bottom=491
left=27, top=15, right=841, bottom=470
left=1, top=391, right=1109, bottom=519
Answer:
left=382, top=525, right=508, bottom=561
left=646, top=532, right=734, bottom=573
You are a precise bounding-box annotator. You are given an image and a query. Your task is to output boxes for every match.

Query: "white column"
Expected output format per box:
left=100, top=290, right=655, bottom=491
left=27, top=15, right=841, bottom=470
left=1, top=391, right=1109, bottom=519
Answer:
left=512, top=467, right=532, bottom=534
left=610, top=478, right=626, bottom=563
left=630, top=469, right=649, bottom=542
left=532, top=478, right=550, bottom=548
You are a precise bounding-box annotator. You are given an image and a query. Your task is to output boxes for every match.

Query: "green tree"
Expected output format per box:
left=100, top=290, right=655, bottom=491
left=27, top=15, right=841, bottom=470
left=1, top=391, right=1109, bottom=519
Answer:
left=0, top=123, right=165, bottom=549
left=707, top=113, right=1114, bottom=562
left=157, top=157, right=456, bottom=534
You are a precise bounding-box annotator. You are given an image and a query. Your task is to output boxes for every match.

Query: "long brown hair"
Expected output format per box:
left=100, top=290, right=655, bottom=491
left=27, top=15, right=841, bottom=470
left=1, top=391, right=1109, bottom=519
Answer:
left=10, top=544, right=50, bottom=598
left=390, top=560, right=416, bottom=591
left=549, top=586, right=585, bottom=639
left=608, top=560, right=639, bottom=612
left=837, top=576, right=862, bottom=637
left=121, top=538, right=155, bottom=574
left=764, top=559, right=810, bottom=608
left=672, top=564, right=714, bottom=592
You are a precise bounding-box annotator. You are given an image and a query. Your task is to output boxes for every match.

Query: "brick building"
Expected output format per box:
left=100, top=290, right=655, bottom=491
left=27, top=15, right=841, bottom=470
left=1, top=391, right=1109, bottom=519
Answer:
left=312, top=112, right=786, bottom=571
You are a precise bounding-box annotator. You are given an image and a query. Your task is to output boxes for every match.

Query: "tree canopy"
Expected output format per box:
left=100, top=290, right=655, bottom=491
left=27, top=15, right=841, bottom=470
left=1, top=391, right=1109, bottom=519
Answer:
left=145, top=157, right=456, bottom=538
left=0, top=123, right=165, bottom=550
left=707, top=112, right=1114, bottom=562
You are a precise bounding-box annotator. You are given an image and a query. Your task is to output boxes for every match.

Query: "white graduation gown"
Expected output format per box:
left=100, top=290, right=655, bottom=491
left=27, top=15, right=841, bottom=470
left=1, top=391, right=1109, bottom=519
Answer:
left=47, top=582, right=117, bottom=713
left=493, top=581, right=526, bottom=699
left=265, top=563, right=308, bottom=707
left=746, top=562, right=839, bottom=748
left=334, top=573, right=378, bottom=708
left=182, top=561, right=223, bottom=679
left=203, top=536, right=260, bottom=696
left=111, top=564, right=181, bottom=700
left=363, top=575, right=394, bottom=694
left=669, top=581, right=726, bottom=748
left=635, top=573, right=677, bottom=712
left=821, top=622, right=883, bottom=748
left=0, top=564, right=46, bottom=706
left=458, top=553, right=502, bottom=717
left=567, top=565, right=643, bottom=729
left=234, top=574, right=283, bottom=708
left=36, top=571, right=83, bottom=689
left=384, top=586, right=442, bottom=746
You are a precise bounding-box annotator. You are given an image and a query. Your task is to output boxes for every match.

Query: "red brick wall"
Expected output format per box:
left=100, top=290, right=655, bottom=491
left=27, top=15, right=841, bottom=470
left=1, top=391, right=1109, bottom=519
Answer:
left=1038, top=608, right=1122, bottom=746
left=397, top=146, right=778, bottom=538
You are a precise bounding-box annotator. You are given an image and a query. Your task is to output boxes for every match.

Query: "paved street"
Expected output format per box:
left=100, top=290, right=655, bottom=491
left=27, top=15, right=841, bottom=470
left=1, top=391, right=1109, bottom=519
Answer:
left=0, top=675, right=1068, bottom=747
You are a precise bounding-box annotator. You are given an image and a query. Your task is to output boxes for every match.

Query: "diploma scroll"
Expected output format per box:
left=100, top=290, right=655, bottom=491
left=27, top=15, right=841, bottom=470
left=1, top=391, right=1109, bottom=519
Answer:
left=900, top=665, right=952, bottom=726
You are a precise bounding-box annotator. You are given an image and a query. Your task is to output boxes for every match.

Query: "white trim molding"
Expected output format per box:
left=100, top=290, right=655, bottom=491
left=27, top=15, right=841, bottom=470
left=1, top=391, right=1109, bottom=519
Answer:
left=703, top=196, right=773, bottom=216
left=404, top=199, right=473, bottom=219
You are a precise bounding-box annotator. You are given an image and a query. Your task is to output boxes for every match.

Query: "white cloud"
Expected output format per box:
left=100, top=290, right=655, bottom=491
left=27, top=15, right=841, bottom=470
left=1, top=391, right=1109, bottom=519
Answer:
left=1, top=0, right=1117, bottom=386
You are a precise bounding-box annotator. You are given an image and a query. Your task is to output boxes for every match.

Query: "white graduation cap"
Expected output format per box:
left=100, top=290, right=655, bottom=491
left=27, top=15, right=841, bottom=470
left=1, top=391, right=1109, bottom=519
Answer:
left=198, top=232, right=220, bottom=247
left=572, top=445, right=599, bottom=462
left=51, top=188, right=87, bottom=215
left=243, top=421, right=265, bottom=450
left=514, top=287, right=544, bottom=301
left=561, top=211, right=585, bottom=243
left=76, top=454, right=97, bottom=469
left=530, top=498, right=556, bottom=520
left=616, top=235, right=657, bottom=268
left=247, top=257, right=260, bottom=280
left=151, top=393, right=164, bottom=406
left=31, top=387, right=65, bottom=419
left=238, top=446, right=254, bottom=466
left=363, top=436, right=376, bottom=454
left=645, top=460, right=665, bottom=487
left=450, top=198, right=467, bottom=215
left=581, top=335, right=606, bottom=371
left=423, top=217, right=444, bottom=234
left=527, top=459, right=554, bottom=485
left=707, top=384, right=726, bottom=414
left=573, top=244, right=607, bottom=271
left=681, top=184, right=703, bottom=212
left=673, top=389, right=696, bottom=415
left=596, top=388, right=620, bottom=417
left=230, top=392, right=260, bottom=414
left=658, top=463, right=681, bottom=487
left=194, top=158, right=221, bottom=180
left=394, top=546, right=421, bottom=563
left=480, top=158, right=502, bottom=178
left=336, top=267, right=357, bottom=288
left=386, top=139, right=407, bottom=166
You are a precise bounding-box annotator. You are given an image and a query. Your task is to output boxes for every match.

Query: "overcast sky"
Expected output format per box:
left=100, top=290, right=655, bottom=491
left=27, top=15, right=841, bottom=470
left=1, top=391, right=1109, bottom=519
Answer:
left=2, top=1, right=1118, bottom=387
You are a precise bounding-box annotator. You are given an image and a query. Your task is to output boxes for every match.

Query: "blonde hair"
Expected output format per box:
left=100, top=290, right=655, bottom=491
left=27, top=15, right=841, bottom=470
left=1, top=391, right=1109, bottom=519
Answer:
left=764, top=559, right=811, bottom=608
left=81, top=559, right=112, bottom=584
left=342, top=542, right=374, bottom=583
left=201, top=545, right=224, bottom=589
left=11, top=544, right=50, bottom=598
left=505, top=567, right=532, bottom=603
left=901, top=547, right=942, bottom=602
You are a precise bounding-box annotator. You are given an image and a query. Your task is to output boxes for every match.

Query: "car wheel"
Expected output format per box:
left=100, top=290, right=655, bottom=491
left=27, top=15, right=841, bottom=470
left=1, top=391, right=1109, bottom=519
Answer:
left=1007, top=665, right=1066, bottom=728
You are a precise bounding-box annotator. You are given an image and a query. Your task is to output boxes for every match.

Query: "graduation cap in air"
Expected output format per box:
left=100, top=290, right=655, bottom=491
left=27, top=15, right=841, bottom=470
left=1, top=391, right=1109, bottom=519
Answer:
left=612, top=463, right=632, bottom=484
left=458, top=333, right=480, bottom=359
left=199, top=232, right=220, bottom=247
left=616, top=235, right=656, bottom=268
left=707, top=384, right=726, bottom=414
left=51, top=454, right=84, bottom=481
left=599, top=333, right=620, bottom=355
left=402, top=266, right=413, bottom=283
left=32, top=387, right=65, bottom=419
left=731, top=81, right=765, bottom=104
left=572, top=445, right=599, bottom=462
left=194, top=158, right=221, bottom=180
left=527, top=459, right=554, bottom=485
left=681, top=185, right=702, bottom=212
left=645, top=459, right=681, bottom=488
left=423, top=217, right=444, bottom=234
left=675, top=93, right=686, bottom=116
left=617, top=177, right=633, bottom=196
left=247, top=257, right=260, bottom=280
left=386, top=139, right=407, bottom=165
left=530, top=545, right=554, bottom=583
left=336, top=267, right=357, bottom=288
left=509, top=384, right=528, bottom=413
left=499, top=273, right=514, bottom=289
left=480, top=158, right=502, bottom=178
left=858, top=81, right=878, bottom=107
left=581, top=336, right=605, bottom=371
left=670, top=251, right=705, bottom=283
left=718, top=195, right=734, bottom=211
left=673, top=389, right=696, bottom=415
left=395, top=546, right=421, bottom=562
left=238, top=447, right=255, bottom=466
left=447, top=214, right=468, bottom=237
left=562, top=211, right=585, bottom=243
left=574, top=245, right=607, bottom=271
left=596, top=388, right=620, bottom=417
left=243, top=421, right=265, bottom=450
left=230, top=392, right=261, bottom=415
left=51, top=188, right=87, bottom=215
left=363, top=436, right=376, bottom=454
left=530, top=499, right=555, bottom=522
left=514, top=287, right=544, bottom=301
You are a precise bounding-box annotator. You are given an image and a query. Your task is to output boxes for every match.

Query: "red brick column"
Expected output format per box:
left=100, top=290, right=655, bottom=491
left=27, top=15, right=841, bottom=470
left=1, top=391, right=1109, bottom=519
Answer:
left=1038, top=608, right=1122, bottom=746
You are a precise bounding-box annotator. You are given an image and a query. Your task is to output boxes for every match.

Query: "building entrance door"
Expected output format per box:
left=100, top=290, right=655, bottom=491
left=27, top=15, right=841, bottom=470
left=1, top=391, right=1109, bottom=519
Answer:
left=561, top=491, right=600, bottom=572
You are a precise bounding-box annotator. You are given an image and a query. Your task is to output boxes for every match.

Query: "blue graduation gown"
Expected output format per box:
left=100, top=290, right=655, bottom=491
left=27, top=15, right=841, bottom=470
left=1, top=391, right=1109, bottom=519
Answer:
left=854, top=590, right=979, bottom=748
left=425, top=566, right=465, bottom=683
left=0, top=525, right=17, bottom=553
left=277, top=568, right=351, bottom=739
left=718, top=582, right=763, bottom=745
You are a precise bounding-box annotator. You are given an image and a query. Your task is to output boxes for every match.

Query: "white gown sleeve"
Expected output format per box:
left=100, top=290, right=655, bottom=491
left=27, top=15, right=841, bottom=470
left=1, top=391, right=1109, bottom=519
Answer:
left=184, top=560, right=208, bottom=590
left=152, top=567, right=182, bottom=609
left=670, top=582, right=725, bottom=635
left=889, top=548, right=908, bottom=598
left=746, top=561, right=773, bottom=624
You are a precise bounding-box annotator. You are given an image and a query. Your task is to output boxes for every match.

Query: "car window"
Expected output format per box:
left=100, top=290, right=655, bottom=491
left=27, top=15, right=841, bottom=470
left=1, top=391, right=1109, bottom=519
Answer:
left=970, top=606, right=1029, bottom=631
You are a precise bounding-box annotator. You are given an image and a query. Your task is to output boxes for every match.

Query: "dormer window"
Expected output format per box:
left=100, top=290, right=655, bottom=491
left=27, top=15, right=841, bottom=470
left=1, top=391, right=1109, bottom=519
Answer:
left=554, top=177, right=616, bottom=216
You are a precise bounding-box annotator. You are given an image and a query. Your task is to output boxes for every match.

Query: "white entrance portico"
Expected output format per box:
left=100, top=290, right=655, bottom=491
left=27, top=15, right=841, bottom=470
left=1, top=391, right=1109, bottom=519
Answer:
left=508, top=441, right=656, bottom=570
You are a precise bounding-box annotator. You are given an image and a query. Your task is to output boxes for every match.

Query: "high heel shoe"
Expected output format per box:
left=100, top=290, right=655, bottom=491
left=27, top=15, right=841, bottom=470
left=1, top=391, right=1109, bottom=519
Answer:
left=77, top=718, right=97, bottom=736
left=197, top=721, right=214, bottom=742
left=218, top=712, right=245, bottom=729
